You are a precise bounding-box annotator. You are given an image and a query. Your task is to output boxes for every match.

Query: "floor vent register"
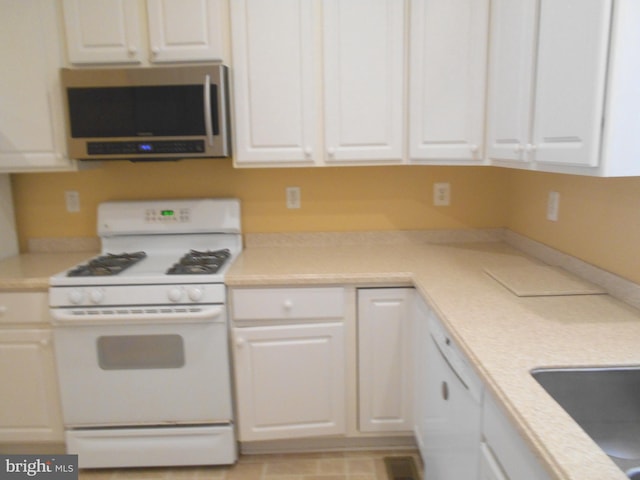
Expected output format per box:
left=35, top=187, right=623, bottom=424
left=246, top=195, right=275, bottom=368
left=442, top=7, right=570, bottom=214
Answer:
left=384, top=456, right=421, bottom=480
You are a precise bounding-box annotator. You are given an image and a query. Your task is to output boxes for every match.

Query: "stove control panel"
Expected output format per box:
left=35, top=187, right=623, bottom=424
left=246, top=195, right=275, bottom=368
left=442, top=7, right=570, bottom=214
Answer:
left=97, top=199, right=241, bottom=236
left=145, top=208, right=191, bottom=224
left=50, top=284, right=226, bottom=307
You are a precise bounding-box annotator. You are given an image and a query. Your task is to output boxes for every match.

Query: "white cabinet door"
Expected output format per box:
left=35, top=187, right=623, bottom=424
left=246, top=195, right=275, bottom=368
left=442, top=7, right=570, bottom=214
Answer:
left=146, top=0, right=225, bottom=63
left=0, top=0, right=73, bottom=172
left=62, top=0, right=142, bottom=64
left=63, top=0, right=225, bottom=65
left=487, top=0, right=614, bottom=172
left=485, top=0, right=537, bottom=163
left=532, top=0, right=611, bottom=167
left=231, top=0, right=317, bottom=165
left=0, top=329, right=64, bottom=443
left=409, top=0, right=489, bottom=163
left=358, top=288, right=413, bottom=432
left=232, top=323, right=346, bottom=441
left=232, top=0, right=406, bottom=166
left=323, top=0, right=405, bottom=163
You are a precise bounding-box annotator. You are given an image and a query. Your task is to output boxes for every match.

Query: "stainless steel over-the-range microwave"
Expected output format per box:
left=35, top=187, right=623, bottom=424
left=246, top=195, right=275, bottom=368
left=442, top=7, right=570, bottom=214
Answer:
left=61, top=65, right=230, bottom=161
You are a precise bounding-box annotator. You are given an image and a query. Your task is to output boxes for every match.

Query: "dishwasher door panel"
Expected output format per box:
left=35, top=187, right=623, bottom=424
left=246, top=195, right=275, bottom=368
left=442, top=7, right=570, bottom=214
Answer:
left=423, top=316, right=483, bottom=479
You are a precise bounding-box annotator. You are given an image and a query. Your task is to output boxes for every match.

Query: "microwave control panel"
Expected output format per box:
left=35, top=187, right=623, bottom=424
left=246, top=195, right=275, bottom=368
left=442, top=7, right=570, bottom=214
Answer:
left=87, top=140, right=205, bottom=156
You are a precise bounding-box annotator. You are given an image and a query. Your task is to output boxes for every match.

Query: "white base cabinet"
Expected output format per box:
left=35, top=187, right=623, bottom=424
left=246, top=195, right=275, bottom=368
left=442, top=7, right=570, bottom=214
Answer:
left=232, top=323, right=346, bottom=441
left=230, top=287, right=346, bottom=442
left=0, top=293, right=64, bottom=444
left=357, top=288, right=413, bottom=433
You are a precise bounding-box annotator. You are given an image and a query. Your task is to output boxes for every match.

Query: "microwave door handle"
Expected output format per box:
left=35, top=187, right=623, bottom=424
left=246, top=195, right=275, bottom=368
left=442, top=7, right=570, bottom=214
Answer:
left=204, top=74, right=214, bottom=146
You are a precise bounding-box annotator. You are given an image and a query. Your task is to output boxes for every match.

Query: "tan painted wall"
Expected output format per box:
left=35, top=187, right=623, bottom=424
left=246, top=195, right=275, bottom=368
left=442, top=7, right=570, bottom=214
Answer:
left=506, top=169, right=640, bottom=284
left=11, top=160, right=509, bottom=248
left=11, top=161, right=640, bottom=284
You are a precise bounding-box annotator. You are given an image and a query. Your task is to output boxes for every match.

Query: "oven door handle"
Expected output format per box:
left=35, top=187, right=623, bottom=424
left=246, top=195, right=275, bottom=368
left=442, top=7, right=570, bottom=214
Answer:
left=50, top=305, right=224, bottom=326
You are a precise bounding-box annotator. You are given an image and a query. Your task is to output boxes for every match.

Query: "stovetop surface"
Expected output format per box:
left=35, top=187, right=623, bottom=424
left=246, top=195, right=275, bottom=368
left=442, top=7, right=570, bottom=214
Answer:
left=50, top=234, right=242, bottom=287
left=50, top=199, right=243, bottom=288
left=51, top=250, right=238, bottom=286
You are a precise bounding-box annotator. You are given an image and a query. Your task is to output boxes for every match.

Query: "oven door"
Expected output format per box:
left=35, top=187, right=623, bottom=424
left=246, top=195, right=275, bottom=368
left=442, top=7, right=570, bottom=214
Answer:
left=52, top=305, right=232, bottom=427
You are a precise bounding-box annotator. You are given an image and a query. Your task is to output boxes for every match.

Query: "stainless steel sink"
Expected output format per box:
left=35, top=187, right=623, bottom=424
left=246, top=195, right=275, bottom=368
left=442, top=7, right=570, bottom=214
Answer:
left=531, top=366, right=640, bottom=478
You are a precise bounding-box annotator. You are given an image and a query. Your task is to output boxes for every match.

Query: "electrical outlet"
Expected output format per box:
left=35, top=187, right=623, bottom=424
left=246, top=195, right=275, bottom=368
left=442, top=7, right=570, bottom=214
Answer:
left=65, top=190, right=80, bottom=213
left=433, top=182, right=451, bottom=206
left=286, top=186, right=301, bottom=209
left=547, top=191, right=560, bottom=221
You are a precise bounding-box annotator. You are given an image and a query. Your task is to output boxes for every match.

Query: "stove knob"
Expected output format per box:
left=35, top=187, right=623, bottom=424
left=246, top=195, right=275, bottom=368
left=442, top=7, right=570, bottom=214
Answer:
left=89, top=288, right=105, bottom=304
left=68, top=289, right=85, bottom=305
left=187, top=287, right=204, bottom=302
left=168, top=287, right=183, bottom=303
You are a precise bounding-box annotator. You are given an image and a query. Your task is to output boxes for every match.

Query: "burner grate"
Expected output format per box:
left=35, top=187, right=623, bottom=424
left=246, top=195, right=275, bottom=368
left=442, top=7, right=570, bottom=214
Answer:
left=67, top=252, right=147, bottom=277
left=166, top=249, right=231, bottom=275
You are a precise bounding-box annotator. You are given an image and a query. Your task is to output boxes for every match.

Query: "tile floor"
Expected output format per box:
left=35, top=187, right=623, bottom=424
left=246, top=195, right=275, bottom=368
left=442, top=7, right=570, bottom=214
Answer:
left=78, top=449, right=423, bottom=480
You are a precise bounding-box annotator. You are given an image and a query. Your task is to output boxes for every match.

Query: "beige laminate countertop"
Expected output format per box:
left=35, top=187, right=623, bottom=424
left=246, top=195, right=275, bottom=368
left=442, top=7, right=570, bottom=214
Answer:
left=0, top=252, right=94, bottom=291
left=226, top=241, right=640, bottom=480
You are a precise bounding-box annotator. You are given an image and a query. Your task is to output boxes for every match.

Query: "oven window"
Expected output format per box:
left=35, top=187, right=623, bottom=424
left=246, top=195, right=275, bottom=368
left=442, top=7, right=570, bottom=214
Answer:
left=97, top=334, right=185, bottom=370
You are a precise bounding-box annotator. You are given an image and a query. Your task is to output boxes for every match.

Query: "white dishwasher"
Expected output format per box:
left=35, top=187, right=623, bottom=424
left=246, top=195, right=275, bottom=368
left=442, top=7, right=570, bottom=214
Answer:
left=422, top=313, right=484, bottom=479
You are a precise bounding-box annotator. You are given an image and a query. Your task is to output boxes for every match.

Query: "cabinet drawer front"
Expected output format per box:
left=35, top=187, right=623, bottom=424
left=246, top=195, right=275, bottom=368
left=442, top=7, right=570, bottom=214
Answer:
left=0, top=292, right=49, bottom=325
left=231, top=287, right=345, bottom=321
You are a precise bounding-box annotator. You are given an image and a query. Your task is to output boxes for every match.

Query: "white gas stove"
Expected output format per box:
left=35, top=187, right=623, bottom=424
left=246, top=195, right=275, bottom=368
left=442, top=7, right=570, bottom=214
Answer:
left=49, top=198, right=241, bottom=469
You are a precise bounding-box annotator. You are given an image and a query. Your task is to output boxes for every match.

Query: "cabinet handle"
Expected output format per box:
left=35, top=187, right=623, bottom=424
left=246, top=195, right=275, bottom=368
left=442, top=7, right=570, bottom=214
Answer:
left=236, top=338, right=246, bottom=348
left=0, top=305, right=6, bottom=315
left=441, top=381, right=449, bottom=401
left=524, top=143, right=537, bottom=153
left=128, top=45, right=137, bottom=55
left=304, top=147, right=312, bottom=158
left=470, top=144, right=479, bottom=153
left=283, top=300, right=293, bottom=310
left=40, top=338, right=50, bottom=347
left=151, top=46, right=160, bottom=56
left=327, top=148, right=336, bottom=158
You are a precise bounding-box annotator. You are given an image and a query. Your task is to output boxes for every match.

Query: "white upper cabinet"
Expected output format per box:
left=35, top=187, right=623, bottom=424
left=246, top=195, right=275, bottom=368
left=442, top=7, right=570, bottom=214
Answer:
left=488, top=0, right=640, bottom=176
left=323, top=0, right=405, bottom=163
left=0, top=0, right=74, bottom=172
left=485, top=0, right=537, bottom=164
left=409, top=0, right=489, bottom=164
left=231, top=0, right=406, bottom=166
left=63, top=0, right=226, bottom=65
left=230, top=0, right=317, bottom=165
left=146, top=0, right=226, bottom=63
left=62, top=0, right=142, bottom=64
left=532, top=0, right=610, bottom=168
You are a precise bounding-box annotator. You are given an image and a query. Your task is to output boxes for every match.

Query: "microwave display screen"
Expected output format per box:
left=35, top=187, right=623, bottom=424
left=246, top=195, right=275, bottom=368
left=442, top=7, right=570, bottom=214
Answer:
left=67, top=85, right=219, bottom=138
